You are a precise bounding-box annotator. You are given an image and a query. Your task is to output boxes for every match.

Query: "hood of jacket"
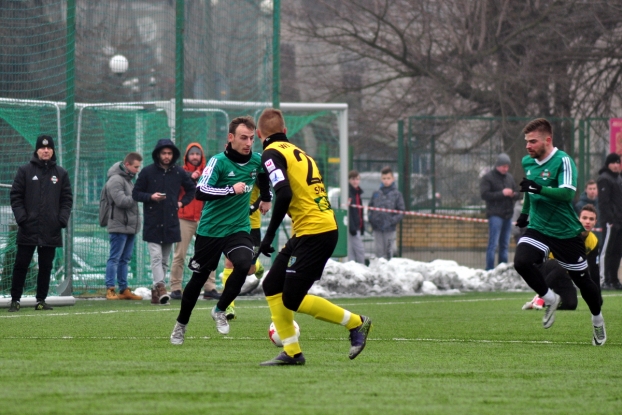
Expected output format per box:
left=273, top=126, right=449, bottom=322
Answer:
left=183, top=142, right=205, bottom=174
left=107, top=161, right=133, bottom=181
left=380, top=181, right=397, bottom=194
left=151, top=138, right=181, bottom=166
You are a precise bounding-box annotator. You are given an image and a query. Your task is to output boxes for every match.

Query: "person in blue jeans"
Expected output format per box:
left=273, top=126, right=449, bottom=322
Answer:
left=480, top=153, right=520, bottom=270
left=104, top=152, right=144, bottom=300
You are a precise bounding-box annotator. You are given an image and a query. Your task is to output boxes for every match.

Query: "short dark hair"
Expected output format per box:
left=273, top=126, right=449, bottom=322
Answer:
left=581, top=203, right=597, bottom=217
left=348, top=170, right=360, bottom=180
left=124, top=152, right=142, bottom=165
left=585, top=179, right=596, bottom=187
left=381, top=166, right=393, bottom=176
left=229, top=116, right=256, bottom=135
left=523, top=118, right=552, bottom=136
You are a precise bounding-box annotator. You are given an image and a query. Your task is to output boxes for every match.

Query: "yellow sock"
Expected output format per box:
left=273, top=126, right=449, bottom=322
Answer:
left=222, top=267, right=234, bottom=308
left=297, top=294, right=362, bottom=330
left=266, top=293, right=301, bottom=357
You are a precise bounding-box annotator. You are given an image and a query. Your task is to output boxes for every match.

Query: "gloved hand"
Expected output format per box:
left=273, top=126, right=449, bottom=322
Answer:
left=349, top=228, right=357, bottom=236
left=519, top=178, right=542, bottom=194
left=258, top=233, right=276, bottom=258
left=516, top=213, right=529, bottom=228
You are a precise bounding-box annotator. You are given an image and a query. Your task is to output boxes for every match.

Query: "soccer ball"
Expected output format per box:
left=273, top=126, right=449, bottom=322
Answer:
left=268, top=321, right=300, bottom=347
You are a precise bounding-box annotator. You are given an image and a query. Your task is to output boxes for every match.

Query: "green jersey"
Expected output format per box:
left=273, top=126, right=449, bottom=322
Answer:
left=196, top=152, right=263, bottom=238
left=522, top=148, right=583, bottom=239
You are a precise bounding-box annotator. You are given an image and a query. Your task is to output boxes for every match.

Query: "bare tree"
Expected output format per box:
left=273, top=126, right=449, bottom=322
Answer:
left=284, top=0, right=622, bottom=164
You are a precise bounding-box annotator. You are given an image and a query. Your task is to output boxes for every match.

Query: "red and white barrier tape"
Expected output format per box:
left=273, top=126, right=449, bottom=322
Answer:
left=349, top=204, right=489, bottom=223
left=349, top=204, right=602, bottom=231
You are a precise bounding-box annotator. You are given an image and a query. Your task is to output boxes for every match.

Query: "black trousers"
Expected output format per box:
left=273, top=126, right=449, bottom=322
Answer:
left=599, top=223, right=622, bottom=285
left=10, top=244, right=56, bottom=302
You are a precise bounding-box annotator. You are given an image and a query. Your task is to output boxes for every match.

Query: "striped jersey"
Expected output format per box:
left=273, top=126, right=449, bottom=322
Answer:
left=522, top=148, right=583, bottom=239
left=196, top=152, right=263, bottom=238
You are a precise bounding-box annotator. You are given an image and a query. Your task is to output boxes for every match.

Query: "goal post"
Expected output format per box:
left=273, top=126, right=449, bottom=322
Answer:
left=0, top=98, right=348, bottom=299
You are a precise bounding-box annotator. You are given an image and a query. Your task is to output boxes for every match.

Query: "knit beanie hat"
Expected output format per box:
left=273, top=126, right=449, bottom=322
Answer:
left=495, top=153, right=511, bottom=167
left=35, top=135, right=55, bottom=151
left=605, top=152, right=621, bottom=165
left=188, top=146, right=202, bottom=156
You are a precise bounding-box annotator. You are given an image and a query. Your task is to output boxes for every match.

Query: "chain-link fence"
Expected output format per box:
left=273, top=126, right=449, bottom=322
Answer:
left=0, top=1, right=351, bottom=297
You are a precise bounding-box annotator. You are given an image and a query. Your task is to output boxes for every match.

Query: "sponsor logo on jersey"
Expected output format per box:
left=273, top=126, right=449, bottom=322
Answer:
left=269, top=169, right=285, bottom=186
left=264, top=159, right=276, bottom=173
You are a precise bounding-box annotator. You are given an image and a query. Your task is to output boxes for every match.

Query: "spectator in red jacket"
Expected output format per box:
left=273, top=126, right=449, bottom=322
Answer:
left=169, top=143, right=220, bottom=300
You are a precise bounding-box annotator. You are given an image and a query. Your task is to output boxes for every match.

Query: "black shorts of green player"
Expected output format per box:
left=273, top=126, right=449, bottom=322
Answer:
left=515, top=228, right=601, bottom=315
left=176, top=231, right=254, bottom=324
left=263, top=229, right=338, bottom=311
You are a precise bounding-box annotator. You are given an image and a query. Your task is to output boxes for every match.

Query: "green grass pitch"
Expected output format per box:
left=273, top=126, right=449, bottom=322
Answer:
left=1, top=292, right=621, bottom=415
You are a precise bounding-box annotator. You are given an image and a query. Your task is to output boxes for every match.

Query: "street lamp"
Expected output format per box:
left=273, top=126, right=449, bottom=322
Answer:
left=109, top=55, right=129, bottom=76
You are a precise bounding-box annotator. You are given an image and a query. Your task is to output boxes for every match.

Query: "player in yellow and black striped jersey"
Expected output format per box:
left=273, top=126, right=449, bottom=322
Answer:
left=255, top=108, right=372, bottom=366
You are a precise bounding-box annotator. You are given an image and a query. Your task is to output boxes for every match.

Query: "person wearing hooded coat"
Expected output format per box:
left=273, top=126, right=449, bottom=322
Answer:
left=132, top=138, right=196, bottom=305
left=8, top=135, right=73, bottom=312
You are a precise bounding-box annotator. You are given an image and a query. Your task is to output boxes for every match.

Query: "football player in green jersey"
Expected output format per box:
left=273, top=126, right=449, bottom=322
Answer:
left=170, top=116, right=272, bottom=344
left=255, top=108, right=372, bottom=366
left=514, top=118, right=606, bottom=346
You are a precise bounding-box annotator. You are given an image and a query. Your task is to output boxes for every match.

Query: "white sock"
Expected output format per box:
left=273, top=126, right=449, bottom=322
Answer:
left=592, top=313, right=604, bottom=326
left=542, top=289, right=557, bottom=305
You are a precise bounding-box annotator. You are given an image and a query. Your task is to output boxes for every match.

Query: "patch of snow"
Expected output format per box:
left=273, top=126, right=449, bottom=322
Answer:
left=247, top=257, right=529, bottom=298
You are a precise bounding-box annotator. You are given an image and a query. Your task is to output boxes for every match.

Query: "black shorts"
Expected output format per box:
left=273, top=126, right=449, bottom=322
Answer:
left=188, top=231, right=254, bottom=273
left=518, top=228, right=587, bottom=272
left=280, top=229, right=338, bottom=282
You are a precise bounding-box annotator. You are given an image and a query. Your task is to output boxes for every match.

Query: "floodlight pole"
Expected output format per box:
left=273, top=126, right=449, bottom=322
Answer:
left=61, top=0, right=76, bottom=296
left=175, top=0, right=185, bottom=146
left=272, top=0, right=280, bottom=109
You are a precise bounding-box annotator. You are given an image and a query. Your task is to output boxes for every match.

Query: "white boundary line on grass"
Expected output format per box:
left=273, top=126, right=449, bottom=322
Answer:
left=2, top=293, right=622, bottom=319
left=1, top=335, right=616, bottom=346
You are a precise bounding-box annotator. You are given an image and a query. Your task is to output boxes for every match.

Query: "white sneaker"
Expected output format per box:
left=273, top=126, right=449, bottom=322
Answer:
left=543, top=293, right=561, bottom=329
left=211, top=306, right=230, bottom=335
left=593, top=322, right=606, bottom=346
left=170, top=321, right=187, bottom=345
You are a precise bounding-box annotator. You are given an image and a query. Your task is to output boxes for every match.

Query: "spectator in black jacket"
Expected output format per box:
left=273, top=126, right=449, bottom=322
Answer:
left=480, top=153, right=520, bottom=270
left=8, top=135, right=73, bottom=312
left=133, top=139, right=196, bottom=305
left=348, top=170, right=365, bottom=264
left=597, top=153, right=622, bottom=290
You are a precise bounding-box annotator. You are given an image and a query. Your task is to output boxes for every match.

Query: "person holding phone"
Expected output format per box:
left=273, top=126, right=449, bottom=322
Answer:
left=133, top=139, right=196, bottom=306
